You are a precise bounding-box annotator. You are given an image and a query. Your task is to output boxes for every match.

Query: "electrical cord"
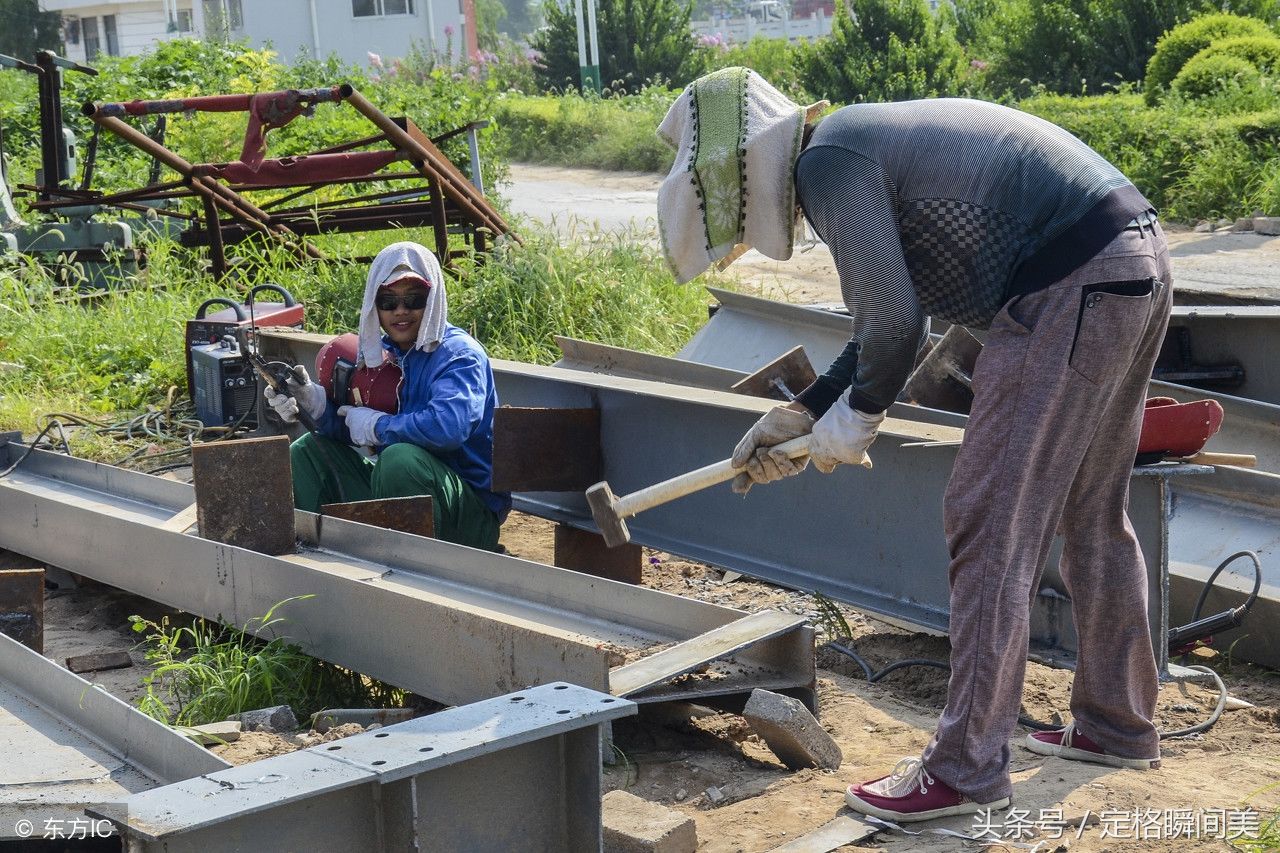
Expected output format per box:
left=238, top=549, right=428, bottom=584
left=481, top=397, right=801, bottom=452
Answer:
left=823, top=552, right=1259, bottom=741
left=1188, top=550, right=1262, bottom=626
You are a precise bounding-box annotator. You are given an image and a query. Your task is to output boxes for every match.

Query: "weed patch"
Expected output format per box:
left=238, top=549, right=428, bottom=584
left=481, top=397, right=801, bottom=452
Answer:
left=130, top=597, right=405, bottom=727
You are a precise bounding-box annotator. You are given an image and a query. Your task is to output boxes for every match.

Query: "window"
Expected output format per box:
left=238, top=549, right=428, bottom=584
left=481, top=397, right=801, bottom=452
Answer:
left=353, top=0, right=415, bottom=16
left=83, top=16, right=101, bottom=60
left=170, top=9, right=193, bottom=32
left=103, top=15, right=119, bottom=56
left=65, top=17, right=81, bottom=45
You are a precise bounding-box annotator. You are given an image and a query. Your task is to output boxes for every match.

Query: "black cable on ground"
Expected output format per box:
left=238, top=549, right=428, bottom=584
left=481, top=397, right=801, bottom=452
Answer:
left=823, top=551, right=1252, bottom=739
left=0, top=419, right=72, bottom=479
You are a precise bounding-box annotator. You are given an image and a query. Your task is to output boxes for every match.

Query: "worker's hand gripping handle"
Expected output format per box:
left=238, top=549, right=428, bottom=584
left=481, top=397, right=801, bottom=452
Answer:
left=253, top=357, right=322, bottom=435
left=615, top=434, right=814, bottom=519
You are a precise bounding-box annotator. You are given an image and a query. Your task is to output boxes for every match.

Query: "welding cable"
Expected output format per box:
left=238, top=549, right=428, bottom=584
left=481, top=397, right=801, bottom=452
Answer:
left=0, top=419, right=72, bottom=478
left=822, top=642, right=1230, bottom=737
left=1161, top=664, right=1229, bottom=739
left=1187, top=550, right=1262, bottom=628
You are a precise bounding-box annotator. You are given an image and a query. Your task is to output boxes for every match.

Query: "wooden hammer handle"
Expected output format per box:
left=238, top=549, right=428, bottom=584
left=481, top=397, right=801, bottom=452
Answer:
left=614, top=435, right=814, bottom=520
left=1180, top=451, right=1257, bottom=467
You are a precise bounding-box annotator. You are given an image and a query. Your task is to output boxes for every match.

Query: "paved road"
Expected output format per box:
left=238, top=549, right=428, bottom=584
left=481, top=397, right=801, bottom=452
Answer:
left=503, top=163, right=1280, bottom=303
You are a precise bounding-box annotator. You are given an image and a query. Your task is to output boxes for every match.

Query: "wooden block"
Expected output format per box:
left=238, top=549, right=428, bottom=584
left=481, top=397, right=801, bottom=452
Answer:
left=66, top=649, right=133, bottom=674
left=0, top=567, right=44, bottom=653
left=322, top=496, right=434, bottom=538
left=492, top=407, right=601, bottom=492
left=158, top=502, right=199, bottom=533
left=174, top=720, right=242, bottom=746
left=191, top=435, right=295, bottom=555
left=729, top=346, right=817, bottom=401
left=554, top=524, right=641, bottom=584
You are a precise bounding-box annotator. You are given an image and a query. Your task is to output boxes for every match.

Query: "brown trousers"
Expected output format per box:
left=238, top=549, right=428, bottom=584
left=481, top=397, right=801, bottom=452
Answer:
left=920, top=222, right=1173, bottom=803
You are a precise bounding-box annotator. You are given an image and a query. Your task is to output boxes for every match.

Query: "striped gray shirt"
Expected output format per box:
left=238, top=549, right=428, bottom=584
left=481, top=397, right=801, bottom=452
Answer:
left=795, top=98, right=1149, bottom=414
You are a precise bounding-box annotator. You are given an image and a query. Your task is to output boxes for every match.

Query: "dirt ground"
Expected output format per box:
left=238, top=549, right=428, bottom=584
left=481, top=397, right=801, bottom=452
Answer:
left=496, top=513, right=1280, bottom=853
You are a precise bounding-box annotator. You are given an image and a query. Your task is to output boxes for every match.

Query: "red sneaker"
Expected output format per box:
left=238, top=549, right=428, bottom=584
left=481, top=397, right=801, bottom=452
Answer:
left=1025, top=723, right=1160, bottom=770
left=844, top=757, right=1011, bottom=823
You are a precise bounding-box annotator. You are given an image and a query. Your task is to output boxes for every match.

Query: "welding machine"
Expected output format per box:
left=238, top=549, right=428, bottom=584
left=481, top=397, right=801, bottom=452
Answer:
left=185, top=284, right=304, bottom=427
left=185, top=285, right=303, bottom=398
left=191, top=335, right=258, bottom=428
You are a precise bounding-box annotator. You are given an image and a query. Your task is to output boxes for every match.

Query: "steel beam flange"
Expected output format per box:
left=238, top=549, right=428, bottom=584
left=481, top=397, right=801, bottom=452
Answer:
left=98, top=683, right=636, bottom=852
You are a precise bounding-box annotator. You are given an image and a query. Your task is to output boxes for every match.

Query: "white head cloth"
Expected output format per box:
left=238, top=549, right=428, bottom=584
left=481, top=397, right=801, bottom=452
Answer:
left=657, top=67, right=820, bottom=284
left=358, top=241, right=447, bottom=367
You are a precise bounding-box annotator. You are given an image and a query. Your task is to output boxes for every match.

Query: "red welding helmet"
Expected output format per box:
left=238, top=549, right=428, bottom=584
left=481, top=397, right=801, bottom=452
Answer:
left=1138, top=397, right=1224, bottom=458
left=315, top=333, right=402, bottom=415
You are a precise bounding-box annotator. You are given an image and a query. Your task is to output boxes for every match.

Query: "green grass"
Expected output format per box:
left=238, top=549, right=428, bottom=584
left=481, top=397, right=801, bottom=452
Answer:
left=0, top=221, right=715, bottom=445
left=493, top=89, right=676, bottom=173
left=130, top=597, right=405, bottom=727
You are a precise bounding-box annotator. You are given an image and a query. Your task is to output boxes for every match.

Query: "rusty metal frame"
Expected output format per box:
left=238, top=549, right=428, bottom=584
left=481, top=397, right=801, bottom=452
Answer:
left=32, top=84, right=514, bottom=278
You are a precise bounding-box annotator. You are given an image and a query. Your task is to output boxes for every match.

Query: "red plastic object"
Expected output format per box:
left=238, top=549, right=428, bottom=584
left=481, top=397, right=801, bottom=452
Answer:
left=1138, top=397, right=1224, bottom=458
left=315, top=333, right=401, bottom=415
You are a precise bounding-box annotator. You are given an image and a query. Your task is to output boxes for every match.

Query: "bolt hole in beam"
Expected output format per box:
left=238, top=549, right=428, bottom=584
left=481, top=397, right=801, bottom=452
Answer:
left=510, top=696, right=524, bottom=701
left=554, top=685, right=569, bottom=690
left=419, top=747, right=434, bottom=753
left=327, top=746, right=342, bottom=751
left=557, top=710, right=571, bottom=715
left=372, top=761, right=386, bottom=766
left=375, top=733, right=389, bottom=738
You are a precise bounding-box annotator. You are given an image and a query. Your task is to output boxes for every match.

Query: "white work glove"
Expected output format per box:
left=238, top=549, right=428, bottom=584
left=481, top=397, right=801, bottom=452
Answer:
left=338, top=405, right=386, bottom=448
left=808, top=392, right=884, bottom=473
left=263, top=365, right=326, bottom=424
left=730, top=405, right=815, bottom=495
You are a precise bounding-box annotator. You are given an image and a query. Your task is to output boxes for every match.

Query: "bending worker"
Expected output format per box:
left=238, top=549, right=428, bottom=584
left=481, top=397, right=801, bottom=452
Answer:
left=263, top=241, right=510, bottom=551
left=657, top=68, right=1169, bottom=822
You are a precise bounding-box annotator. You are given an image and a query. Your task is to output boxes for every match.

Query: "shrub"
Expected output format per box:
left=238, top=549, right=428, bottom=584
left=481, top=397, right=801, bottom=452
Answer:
left=530, top=0, right=699, bottom=92
left=493, top=87, right=675, bottom=171
left=1144, top=12, right=1276, bottom=104
left=1190, top=34, right=1280, bottom=74
left=1171, top=52, right=1265, bottom=99
left=800, top=0, right=964, bottom=103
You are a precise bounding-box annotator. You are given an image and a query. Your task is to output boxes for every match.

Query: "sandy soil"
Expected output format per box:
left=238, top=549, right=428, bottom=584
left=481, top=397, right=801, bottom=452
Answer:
left=499, top=513, right=1280, bottom=852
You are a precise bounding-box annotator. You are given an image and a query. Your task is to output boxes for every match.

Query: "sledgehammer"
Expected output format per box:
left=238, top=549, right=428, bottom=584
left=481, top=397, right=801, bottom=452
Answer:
left=586, top=434, right=814, bottom=548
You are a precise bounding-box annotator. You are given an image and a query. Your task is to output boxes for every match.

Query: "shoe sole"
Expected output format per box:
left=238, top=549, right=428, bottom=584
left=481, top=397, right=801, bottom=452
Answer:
left=1024, top=735, right=1159, bottom=770
left=844, top=789, right=1011, bottom=823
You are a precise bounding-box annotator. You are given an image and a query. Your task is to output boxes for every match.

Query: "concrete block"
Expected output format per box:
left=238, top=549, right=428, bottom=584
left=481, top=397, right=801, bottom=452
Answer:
left=1255, top=216, right=1280, bottom=236
left=311, top=707, right=415, bottom=733
left=230, top=704, right=298, bottom=733
left=602, top=790, right=697, bottom=853
left=743, top=688, right=842, bottom=771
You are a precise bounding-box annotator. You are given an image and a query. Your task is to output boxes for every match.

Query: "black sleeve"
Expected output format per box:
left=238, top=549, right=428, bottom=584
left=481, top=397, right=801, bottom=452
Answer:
left=793, top=145, right=927, bottom=415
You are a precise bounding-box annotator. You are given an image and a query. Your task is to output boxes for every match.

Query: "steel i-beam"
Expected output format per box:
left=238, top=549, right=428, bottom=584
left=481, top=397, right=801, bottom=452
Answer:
left=0, top=441, right=814, bottom=710
left=97, top=683, right=636, bottom=853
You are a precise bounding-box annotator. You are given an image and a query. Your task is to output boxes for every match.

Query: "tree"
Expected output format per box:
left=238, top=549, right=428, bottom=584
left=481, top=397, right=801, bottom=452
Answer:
left=0, top=0, right=63, bottom=60
left=800, top=0, right=964, bottom=103
left=967, top=0, right=1280, bottom=97
left=530, top=0, right=698, bottom=91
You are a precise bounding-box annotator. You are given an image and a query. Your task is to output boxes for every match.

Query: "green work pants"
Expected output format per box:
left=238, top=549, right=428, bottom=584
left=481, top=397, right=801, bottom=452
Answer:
left=290, top=433, right=501, bottom=550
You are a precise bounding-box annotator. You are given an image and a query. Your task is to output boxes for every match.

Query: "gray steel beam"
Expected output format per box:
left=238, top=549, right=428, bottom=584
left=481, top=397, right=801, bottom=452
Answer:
left=1164, top=306, right=1280, bottom=405
left=489, top=360, right=1183, bottom=671
left=0, top=442, right=813, bottom=708
left=0, top=632, right=228, bottom=839
left=98, top=682, right=636, bottom=852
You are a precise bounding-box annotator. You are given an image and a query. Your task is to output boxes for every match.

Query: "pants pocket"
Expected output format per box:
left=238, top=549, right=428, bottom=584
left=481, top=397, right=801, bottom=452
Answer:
left=1068, top=278, right=1156, bottom=385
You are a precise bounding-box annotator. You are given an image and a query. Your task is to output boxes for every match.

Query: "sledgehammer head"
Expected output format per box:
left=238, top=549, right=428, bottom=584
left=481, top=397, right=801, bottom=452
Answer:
left=586, top=480, right=630, bottom=548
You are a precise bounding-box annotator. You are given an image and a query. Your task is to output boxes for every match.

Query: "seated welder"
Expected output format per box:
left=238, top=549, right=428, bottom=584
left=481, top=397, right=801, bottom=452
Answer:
left=263, top=241, right=510, bottom=550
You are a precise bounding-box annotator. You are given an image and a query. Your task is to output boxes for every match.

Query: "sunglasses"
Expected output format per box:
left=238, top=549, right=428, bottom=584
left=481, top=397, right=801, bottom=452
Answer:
left=375, top=290, right=429, bottom=312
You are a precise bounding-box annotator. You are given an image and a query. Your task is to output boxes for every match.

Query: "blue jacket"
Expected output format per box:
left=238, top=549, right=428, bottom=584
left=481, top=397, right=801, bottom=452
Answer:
left=319, top=324, right=511, bottom=519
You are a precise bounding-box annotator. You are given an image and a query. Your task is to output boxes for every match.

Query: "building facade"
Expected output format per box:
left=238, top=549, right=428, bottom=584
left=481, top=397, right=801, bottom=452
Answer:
left=39, top=0, right=473, bottom=67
